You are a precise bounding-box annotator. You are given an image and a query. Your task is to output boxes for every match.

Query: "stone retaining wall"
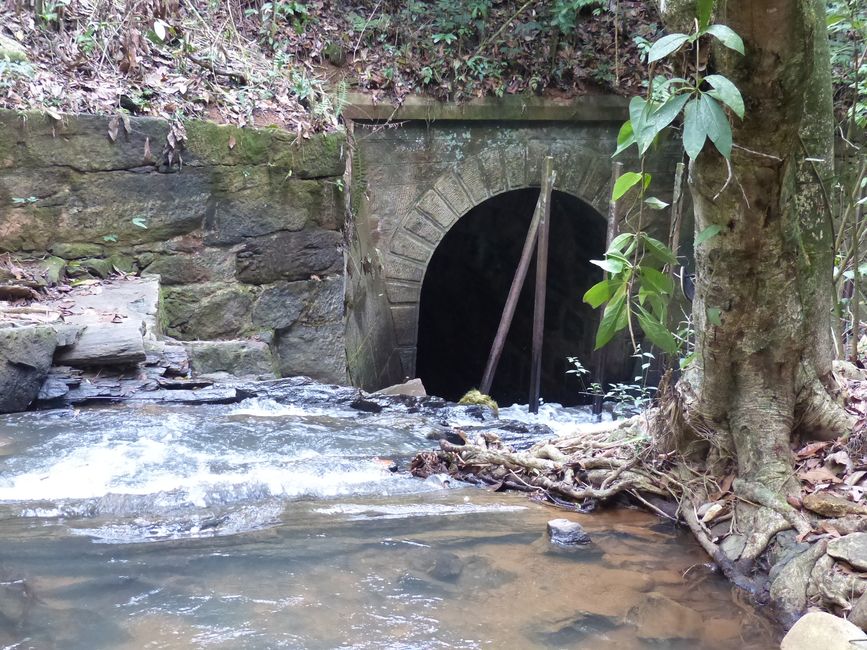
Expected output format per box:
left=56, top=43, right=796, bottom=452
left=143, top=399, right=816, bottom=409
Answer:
left=0, top=110, right=349, bottom=383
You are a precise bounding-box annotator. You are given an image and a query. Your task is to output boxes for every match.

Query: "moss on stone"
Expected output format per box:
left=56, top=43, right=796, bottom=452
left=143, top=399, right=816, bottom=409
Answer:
left=50, top=242, right=105, bottom=260
left=458, top=389, right=499, bottom=415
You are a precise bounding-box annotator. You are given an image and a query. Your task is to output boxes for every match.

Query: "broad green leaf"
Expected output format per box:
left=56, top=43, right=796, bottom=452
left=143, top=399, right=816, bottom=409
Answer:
left=583, top=278, right=622, bottom=308
left=131, top=217, right=148, bottom=229
left=639, top=267, right=675, bottom=295
left=704, top=24, right=745, bottom=55
left=595, top=286, right=628, bottom=349
left=644, top=196, right=670, bottom=210
left=647, top=33, right=690, bottom=63
left=636, top=307, right=678, bottom=354
left=699, top=94, right=732, bottom=159
left=641, top=235, right=678, bottom=265
left=697, top=0, right=713, bottom=30
left=612, top=172, right=644, bottom=201
left=679, top=351, right=696, bottom=369
left=706, top=306, right=723, bottom=326
left=590, top=258, right=625, bottom=274
left=682, top=98, right=706, bottom=160
left=629, top=96, right=658, bottom=155
left=613, top=120, right=635, bottom=157
left=609, top=233, right=635, bottom=254
left=704, top=74, right=744, bottom=119
left=651, top=92, right=691, bottom=133
left=695, top=224, right=723, bottom=245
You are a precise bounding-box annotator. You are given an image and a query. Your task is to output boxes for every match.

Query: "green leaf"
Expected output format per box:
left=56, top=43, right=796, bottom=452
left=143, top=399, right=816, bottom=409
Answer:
left=706, top=306, right=723, bottom=326
left=641, top=235, right=678, bottom=265
left=639, top=267, right=675, bottom=295
left=613, top=120, right=635, bottom=157
left=583, top=279, right=622, bottom=309
left=636, top=307, right=678, bottom=354
left=695, top=224, right=723, bottom=245
left=612, top=172, right=644, bottom=201
left=629, top=96, right=657, bottom=155
left=131, top=217, right=149, bottom=229
left=704, top=74, right=744, bottom=119
left=679, top=351, right=696, bottom=369
left=697, top=0, right=713, bottom=30
left=609, top=233, right=635, bottom=254
left=647, top=33, right=690, bottom=63
left=699, top=94, right=732, bottom=159
left=704, top=24, right=745, bottom=55
left=595, top=286, right=628, bottom=349
left=682, top=98, right=706, bottom=160
left=590, top=258, right=625, bottom=274
left=644, top=196, right=670, bottom=210
left=651, top=92, right=691, bottom=133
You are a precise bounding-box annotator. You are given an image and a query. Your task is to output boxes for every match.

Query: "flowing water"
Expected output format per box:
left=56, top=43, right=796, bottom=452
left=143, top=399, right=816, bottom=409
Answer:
left=0, top=396, right=779, bottom=649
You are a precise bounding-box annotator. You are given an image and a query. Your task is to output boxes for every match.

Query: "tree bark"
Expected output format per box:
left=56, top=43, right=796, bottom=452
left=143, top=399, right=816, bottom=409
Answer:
left=670, top=0, right=853, bottom=494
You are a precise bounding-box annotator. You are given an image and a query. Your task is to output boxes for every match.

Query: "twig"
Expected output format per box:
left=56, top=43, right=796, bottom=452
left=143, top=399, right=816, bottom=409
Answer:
left=713, top=157, right=734, bottom=201
left=185, top=52, right=247, bottom=84
left=472, top=0, right=534, bottom=58
left=732, top=143, right=782, bottom=161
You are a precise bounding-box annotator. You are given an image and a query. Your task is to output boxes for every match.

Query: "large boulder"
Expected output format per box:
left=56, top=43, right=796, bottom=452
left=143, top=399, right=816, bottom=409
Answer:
left=0, top=325, right=58, bottom=413
left=235, top=230, right=343, bottom=284
left=275, top=321, right=347, bottom=384
left=160, top=283, right=258, bottom=340
left=781, top=611, right=867, bottom=650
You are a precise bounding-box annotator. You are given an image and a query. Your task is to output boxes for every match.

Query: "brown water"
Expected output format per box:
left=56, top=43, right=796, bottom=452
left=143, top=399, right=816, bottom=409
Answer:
left=0, top=401, right=780, bottom=649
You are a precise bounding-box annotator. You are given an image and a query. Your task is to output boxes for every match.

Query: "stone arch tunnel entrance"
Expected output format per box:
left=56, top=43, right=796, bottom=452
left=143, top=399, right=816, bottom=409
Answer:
left=416, top=188, right=612, bottom=406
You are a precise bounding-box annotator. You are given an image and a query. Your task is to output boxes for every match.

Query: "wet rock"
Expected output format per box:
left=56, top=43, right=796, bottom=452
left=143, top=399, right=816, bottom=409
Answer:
left=781, top=611, right=867, bottom=650
left=235, top=230, right=343, bottom=284
left=184, top=340, right=276, bottom=378
left=626, top=591, right=702, bottom=641
left=375, top=378, right=427, bottom=397
left=828, top=533, right=867, bottom=571
left=252, top=276, right=342, bottom=330
left=0, top=325, right=58, bottom=412
left=803, top=492, right=867, bottom=517
left=547, top=519, right=591, bottom=546
left=54, top=322, right=146, bottom=367
left=143, top=254, right=211, bottom=285
left=143, top=339, right=190, bottom=377
left=349, top=396, right=383, bottom=413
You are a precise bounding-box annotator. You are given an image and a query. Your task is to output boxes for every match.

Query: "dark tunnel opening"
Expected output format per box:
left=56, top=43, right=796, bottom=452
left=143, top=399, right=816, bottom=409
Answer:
left=416, top=188, right=617, bottom=406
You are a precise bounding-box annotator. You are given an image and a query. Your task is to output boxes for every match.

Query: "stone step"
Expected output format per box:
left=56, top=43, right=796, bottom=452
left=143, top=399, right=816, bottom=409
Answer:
left=54, top=322, right=146, bottom=367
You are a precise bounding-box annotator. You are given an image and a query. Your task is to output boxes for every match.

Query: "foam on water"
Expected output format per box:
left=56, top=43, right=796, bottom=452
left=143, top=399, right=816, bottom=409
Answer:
left=497, top=402, right=616, bottom=437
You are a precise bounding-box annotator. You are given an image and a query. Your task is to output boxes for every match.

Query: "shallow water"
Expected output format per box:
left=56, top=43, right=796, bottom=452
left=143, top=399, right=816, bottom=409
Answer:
left=0, top=399, right=779, bottom=649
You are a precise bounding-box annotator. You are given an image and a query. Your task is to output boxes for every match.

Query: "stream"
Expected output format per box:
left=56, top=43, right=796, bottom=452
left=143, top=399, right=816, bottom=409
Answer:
left=0, top=389, right=779, bottom=649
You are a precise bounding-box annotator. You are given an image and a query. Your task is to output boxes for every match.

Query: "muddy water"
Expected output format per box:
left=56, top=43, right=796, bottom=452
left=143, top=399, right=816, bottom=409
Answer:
left=0, top=400, right=779, bottom=649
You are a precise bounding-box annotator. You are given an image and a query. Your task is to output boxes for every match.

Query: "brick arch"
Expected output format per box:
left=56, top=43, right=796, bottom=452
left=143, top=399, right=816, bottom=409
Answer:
left=382, top=142, right=612, bottom=377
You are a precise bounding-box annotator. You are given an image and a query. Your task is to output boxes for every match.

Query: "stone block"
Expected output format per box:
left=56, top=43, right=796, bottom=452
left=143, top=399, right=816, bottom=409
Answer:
left=143, top=254, right=212, bottom=285
left=275, top=321, right=347, bottom=384
left=161, top=283, right=257, bottom=340
left=503, top=143, right=527, bottom=189
left=54, top=322, right=145, bottom=367
left=252, top=276, right=344, bottom=330
left=434, top=171, right=472, bottom=217
left=478, top=148, right=507, bottom=197
left=384, top=280, right=421, bottom=304
left=459, top=157, right=490, bottom=204
left=236, top=230, right=343, bottom=285
left=203, top=177, right=342, bottom=245
left=184, top=340, right=276, bottom=378
left=390, top=231, right=433, bottom=264
left=390, top=304, right=418, bottom=346
left=0, top=325, right=57, bottom=413
left=417, top=190, right=458, bottom=230
left=403, top=209, right=444, bottom=245
left=384, top=257, right=425, bottom=283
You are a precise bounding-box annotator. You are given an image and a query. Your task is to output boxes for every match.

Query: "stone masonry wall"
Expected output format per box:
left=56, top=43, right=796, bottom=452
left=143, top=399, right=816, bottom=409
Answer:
left=0, top=110, right=349, bottom=384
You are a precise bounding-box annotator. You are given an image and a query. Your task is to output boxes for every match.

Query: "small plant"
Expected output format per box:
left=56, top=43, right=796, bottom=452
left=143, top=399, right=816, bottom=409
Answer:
left=11, top=196, right=38, bottom=205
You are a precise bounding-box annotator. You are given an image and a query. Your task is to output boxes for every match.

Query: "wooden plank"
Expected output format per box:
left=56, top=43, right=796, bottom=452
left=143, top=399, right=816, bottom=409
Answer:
left=529, top=157, right=555, bottom=413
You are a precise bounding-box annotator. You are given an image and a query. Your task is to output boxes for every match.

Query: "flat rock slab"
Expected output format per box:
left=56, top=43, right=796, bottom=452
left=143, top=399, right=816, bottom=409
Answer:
left=54, top=322, right=145, bottom=367
left=781, top=611, right=867, bottom=650
left=627, top=591, right=702, bottom=641
left=828, top=533, right=867, bottom=571
left=184, top=340, right=276, bottom=378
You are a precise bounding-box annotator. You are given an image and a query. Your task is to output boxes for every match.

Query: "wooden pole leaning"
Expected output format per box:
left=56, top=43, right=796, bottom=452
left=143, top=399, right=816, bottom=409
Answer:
left=591, top=161, right=623, bottom=418
left=479, top=157, right=555, bottom=398
left=528, top=157, right=556, bottom=413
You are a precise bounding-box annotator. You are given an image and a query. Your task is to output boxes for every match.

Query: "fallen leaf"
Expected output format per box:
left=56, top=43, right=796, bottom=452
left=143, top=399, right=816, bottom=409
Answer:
left=797, top=441, right=832, bottom=459
left=228, top=134, right=236, bottom=149
left=108, top=115, right=119, bottom=142
left=799, top=466, right=843, bottom=485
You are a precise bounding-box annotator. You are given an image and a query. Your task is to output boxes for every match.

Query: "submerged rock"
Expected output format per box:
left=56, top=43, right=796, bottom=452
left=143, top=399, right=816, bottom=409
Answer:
left=781, top=611, right=867, bottom=649
left=547, top=519, right=591, bottom=546
left=626, top=591, right=702, bottom=641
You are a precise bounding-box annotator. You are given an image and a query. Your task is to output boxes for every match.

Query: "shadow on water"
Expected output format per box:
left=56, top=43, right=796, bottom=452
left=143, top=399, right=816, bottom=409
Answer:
left=0, top=401, right=780, bottom=649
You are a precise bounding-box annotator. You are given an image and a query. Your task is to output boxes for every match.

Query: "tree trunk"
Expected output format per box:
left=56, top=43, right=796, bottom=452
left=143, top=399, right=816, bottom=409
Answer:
left=668, top=0, right=853, bottom=557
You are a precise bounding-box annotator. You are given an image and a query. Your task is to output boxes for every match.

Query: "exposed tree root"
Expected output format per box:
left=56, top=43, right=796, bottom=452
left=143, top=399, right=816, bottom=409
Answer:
left=410, top=403, right=867, bottom=630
